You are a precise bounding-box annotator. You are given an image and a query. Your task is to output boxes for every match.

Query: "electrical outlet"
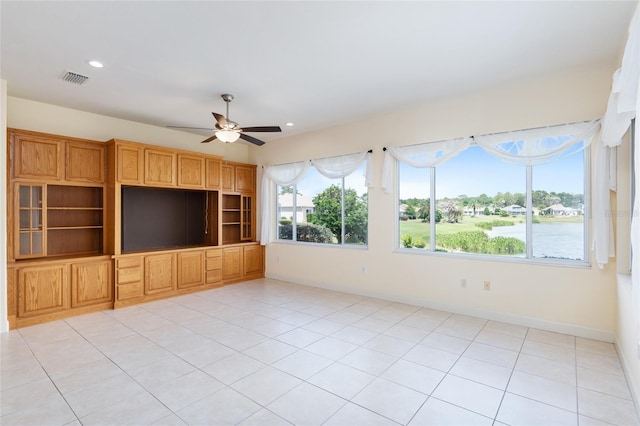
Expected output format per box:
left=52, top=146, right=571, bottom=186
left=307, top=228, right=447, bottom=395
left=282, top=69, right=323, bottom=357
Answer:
left=483, top=281, right=491, bottom=291
left=276, top=256, right=280, bottom=263
left=461, top=279, right=467, bottom=288
left=361, top=265, right=366, bottom=273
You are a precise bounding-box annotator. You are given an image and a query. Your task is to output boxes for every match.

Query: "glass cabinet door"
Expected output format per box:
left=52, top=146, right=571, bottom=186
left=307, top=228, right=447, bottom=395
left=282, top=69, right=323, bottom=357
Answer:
left=241, top=195, right=252, bottom=241
left=17, top=184, right=45, bottom=257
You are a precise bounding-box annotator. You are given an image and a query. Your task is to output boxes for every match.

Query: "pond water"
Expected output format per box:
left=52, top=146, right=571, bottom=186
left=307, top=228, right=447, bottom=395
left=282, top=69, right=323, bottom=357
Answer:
left=487, top=222, right=584, bottom=260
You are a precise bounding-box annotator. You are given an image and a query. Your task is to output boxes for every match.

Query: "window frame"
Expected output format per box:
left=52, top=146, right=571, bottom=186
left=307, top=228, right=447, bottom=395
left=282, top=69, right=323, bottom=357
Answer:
left=395, top=143, right=591, bottom=267
left=275, top=169, right=369, bottom=248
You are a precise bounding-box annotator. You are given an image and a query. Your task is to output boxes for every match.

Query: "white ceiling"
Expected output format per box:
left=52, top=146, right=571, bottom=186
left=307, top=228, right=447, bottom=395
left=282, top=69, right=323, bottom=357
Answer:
left=1, top=1, right=636, bottom=144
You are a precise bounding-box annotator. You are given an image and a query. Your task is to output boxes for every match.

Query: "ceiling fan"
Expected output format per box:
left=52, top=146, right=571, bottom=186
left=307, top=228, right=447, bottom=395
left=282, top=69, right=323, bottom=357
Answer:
left=168, top=94, right=281, bottom=146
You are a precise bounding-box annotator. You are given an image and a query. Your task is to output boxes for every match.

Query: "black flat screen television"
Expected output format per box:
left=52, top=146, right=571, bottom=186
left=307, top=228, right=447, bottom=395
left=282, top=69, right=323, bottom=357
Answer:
left=121, top=186, right=207, bottom=252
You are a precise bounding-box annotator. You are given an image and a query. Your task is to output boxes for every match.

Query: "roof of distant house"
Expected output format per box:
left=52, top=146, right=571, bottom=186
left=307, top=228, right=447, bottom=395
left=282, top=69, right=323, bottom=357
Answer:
left=278, top=193, right=315, bottom=208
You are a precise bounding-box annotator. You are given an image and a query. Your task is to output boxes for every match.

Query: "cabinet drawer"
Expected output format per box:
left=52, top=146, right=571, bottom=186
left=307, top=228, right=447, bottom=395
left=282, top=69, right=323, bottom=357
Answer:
left=117, top=267, right=142, bottom=284
left=205, top=249, right=222, bottom=258
left=117, top=282, right=143, bottom=300
left=117, top=257, right=141, bottom=269
left=206, top=257, right=222, bottom=271
left=206, top=269, right=222, bottom=284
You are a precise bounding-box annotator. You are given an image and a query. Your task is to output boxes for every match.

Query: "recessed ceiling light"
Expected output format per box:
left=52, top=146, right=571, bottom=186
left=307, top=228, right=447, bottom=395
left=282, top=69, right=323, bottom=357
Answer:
left=285, top=122, right=294, bottom=127
left=88, top=60, right=103, bottom=68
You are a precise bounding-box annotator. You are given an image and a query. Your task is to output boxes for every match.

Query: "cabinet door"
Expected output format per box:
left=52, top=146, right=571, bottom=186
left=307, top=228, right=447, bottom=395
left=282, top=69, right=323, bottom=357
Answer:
left=145, top=253, right=176, bottom=295
left=243, top=245, right=264, bottom=276
left=241, top=195, right=253, bottom=241
left=145, top=149, right=176, bottom=187
left=205, top=158, right=222, bottom=190
left=66, top=141, right=105, bottom=183
left=117, top=143, right=143, bottom=184
left=13, top=134, right=63, bottom=180
left=18, top=264, right=68, bottom=318
left=222, top=247, right=243, bottom=280
left=177, top=251, right=204, bottom=289
left=71, top=260, right=112, bottom=307
left=15, top=184, right=45, bottom=259
left=221, top=164, right=234, bottom=192
left=177, top=154, right=205, bottom=188
left=235, top=165, right=255, bottom=194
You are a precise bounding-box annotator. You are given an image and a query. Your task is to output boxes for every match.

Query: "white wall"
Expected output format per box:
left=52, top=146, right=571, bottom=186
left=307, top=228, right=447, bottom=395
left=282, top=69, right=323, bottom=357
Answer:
left=253, top=64, right=620, bottom=341
left=614, top=133, right=640, bottom=405
left=1, top=80, right=8, bottom=333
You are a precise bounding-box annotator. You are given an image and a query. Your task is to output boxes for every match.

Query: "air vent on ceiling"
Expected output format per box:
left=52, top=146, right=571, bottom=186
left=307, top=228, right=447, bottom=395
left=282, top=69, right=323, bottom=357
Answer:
left=61, top=71, right=89, bottom=85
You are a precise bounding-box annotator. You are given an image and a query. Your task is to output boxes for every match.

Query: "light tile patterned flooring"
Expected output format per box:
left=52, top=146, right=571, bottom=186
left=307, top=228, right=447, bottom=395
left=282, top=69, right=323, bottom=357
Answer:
left=1, top=278, right=638, bottom=426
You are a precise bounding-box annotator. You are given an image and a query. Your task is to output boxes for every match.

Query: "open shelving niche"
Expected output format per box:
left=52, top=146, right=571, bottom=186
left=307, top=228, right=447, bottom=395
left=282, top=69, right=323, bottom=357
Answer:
left=46, top=185, right=104, bottom=257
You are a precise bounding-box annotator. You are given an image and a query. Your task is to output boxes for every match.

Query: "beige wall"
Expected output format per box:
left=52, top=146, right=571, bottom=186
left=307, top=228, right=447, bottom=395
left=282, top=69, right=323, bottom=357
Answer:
left=253, top=64, right=620, bottom=341
left=1, top=80, right=7, bottom=332
left=614, top=134, right=639, bottom=404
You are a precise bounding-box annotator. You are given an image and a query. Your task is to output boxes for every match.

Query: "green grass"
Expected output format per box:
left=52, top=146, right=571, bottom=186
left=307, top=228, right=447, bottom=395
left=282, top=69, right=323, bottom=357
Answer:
left=399, top=214, right=583, bottom=243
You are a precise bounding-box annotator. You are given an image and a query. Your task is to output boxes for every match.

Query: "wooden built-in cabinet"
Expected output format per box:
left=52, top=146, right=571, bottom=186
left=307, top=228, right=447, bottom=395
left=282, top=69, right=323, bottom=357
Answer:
left=71, top=260, right=112, bottom=308
left=113, top=243, right=262, bottom=307
left=178, top=154, right=205, bottom=188
left=220, top=162, right=255, bottom=194
left=7, top=256, right=114, bottom=328
left=13, top=132, right=63, bottom=181
left=66, top=142, right=105, bottom=183
left=145, top=253, right=176, bottom=295
left=13, top=183, right=104, bottom=259
left=206, top=158, right=222, bottom=190
left=144, top=149, right=176, bottom=187
left=116, top=143, right=143, bottom=184
left=178, top=250, right=205, bottom=289
left=7, top=130, right=264, bottom=328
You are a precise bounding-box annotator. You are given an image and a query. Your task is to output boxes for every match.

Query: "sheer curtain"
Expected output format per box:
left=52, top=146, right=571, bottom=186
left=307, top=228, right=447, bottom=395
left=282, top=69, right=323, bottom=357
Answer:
left=593, top=4, right=639, bottom=270
left=381, top=137, right=471, bottom=193
left=260, top=161, right=310, bottom=245
left=312, top=151, right=374, bottom=185
left=475, top=120, right=600, bottom=166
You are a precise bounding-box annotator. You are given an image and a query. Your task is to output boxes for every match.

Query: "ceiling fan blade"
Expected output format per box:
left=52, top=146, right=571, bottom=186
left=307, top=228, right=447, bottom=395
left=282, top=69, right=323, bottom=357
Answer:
left=239, top=133, right=265, bottom=146
left=200, top=135, right=218, bottom=144
left=167, top=125, right=213, bottom=130
left=240, top=126, right=282, bottom=133
left=212, top=112, right=228, bottom=128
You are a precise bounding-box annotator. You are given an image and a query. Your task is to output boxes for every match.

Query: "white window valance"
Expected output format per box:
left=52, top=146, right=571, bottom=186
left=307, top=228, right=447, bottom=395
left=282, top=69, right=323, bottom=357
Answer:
left=475, top=120, right=601, bottom=166
left=312, top=151, right=374, bottom=186
left=263, top=160, right=310, bottom=187
left=381, top=137, right=471, bottom=193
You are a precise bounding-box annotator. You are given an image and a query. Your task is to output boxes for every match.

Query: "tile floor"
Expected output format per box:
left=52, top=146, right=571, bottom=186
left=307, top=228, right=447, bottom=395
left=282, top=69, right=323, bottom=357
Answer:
left=1, top=278, right=639, bottom=426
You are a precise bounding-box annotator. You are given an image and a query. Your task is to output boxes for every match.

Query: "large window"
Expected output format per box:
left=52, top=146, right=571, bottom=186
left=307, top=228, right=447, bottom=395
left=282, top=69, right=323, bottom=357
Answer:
left=396, top=125, right=592, bottom=264
left=277, top=163, right=368, bottom=246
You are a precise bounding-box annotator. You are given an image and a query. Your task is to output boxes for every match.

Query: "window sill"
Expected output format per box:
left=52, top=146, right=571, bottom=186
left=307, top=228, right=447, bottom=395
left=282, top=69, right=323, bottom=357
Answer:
left=271, top=240, right=368, bottom=250
left=393, top=247, right=592, bottom=269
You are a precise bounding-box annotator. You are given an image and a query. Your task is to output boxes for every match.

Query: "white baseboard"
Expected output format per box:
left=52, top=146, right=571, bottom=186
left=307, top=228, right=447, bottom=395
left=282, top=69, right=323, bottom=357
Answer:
left=265, top=272, right=616, bottom=343
left=615, top=333, right=640, bottom=422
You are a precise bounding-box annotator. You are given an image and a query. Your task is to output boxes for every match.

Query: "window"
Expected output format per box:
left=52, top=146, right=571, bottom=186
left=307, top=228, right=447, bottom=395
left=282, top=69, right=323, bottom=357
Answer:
left=277, top=163, right=368, bottom=246
left=395, top=124, right=593, bottom=264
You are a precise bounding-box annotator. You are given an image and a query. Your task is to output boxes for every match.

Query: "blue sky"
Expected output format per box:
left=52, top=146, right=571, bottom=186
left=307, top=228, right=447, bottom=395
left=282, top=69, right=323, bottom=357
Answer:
left=284, top=145, right=584, bottom=201
left=400, top=146, right=584, bottom=200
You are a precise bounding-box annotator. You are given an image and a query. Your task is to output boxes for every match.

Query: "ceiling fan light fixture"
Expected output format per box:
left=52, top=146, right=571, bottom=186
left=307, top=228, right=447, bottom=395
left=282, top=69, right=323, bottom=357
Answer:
left=215, top=129, right=240, bottom=143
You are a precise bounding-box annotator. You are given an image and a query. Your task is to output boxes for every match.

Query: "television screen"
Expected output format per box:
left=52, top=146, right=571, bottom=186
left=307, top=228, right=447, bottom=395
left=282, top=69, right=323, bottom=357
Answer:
left=121, top=186, right=206, bottom=252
